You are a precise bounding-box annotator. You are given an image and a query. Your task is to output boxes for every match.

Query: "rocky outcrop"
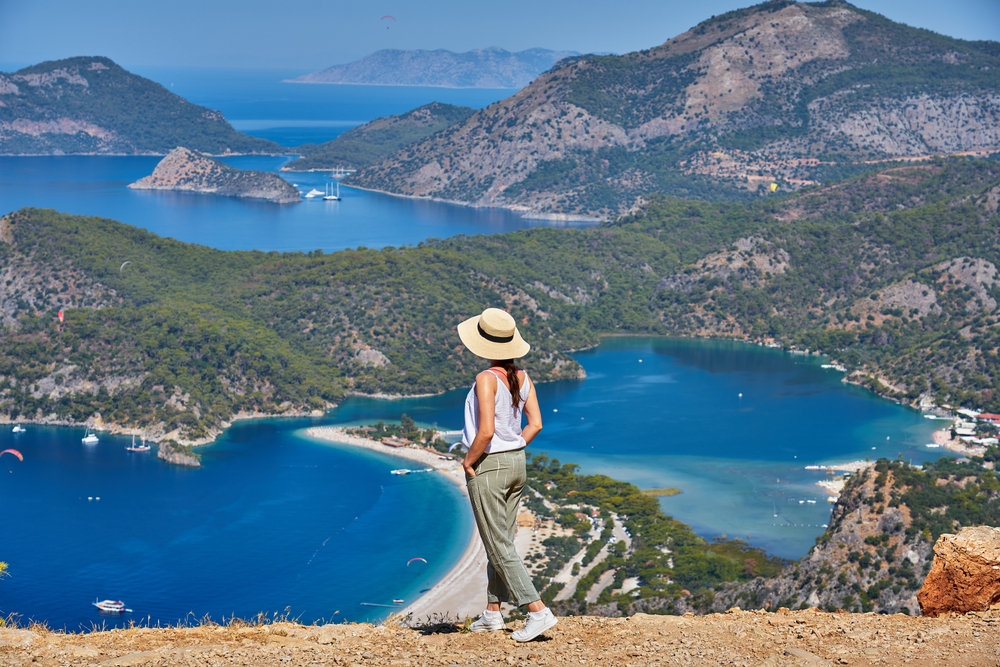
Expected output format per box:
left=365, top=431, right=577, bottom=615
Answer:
left=918, top=526, right=1000, bottom=617
left=130, top=148, right=300, bottom=204
left=156, top=440, right=201, bottom=468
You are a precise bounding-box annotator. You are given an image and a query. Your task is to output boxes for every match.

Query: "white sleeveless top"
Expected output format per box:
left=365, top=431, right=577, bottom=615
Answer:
left=462, top=369, right=531, bottom=454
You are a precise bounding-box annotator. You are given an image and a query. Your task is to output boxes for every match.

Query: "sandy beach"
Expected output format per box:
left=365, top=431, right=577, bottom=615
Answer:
left=302, top=427, right=489, bottom=620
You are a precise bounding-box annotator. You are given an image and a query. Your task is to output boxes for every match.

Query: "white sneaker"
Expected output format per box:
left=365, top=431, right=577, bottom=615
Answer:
left=512, top=609, right=557, bottom=642
left=468, top=612, right=505, bottom=632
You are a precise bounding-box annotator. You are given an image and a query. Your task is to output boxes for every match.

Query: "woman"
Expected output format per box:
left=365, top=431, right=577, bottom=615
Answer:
left=456, top=307, right=557, bottom=642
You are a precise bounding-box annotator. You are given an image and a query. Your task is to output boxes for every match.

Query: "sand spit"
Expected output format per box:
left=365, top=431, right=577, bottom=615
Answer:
left=3, top=608, right=998, bottom=666
left=302, top=427, right=490, bottom=619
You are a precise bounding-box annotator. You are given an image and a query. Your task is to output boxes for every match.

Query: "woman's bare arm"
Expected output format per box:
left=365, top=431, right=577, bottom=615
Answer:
left=463, top=371, right=497, bottom=477
left=520, top=372, right=543, bottom=446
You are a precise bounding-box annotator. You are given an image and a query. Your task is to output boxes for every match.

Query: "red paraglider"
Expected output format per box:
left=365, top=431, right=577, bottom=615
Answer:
left=1, top=448, right=23, bottom=462
left=381, top=15, right=396, bottom=20
left=406, top=557, right=427, bottom=566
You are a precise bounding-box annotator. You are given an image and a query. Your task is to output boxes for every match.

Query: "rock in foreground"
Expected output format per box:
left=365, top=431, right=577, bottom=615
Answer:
left=918, top=525, right=1000, bottom=617
left=130, top=147, right=300, bottom=204
left=2, top=610, right=999, bottom=666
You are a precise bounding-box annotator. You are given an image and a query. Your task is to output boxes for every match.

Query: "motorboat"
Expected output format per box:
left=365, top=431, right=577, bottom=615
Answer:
left=11, top=425, right=25, bottom=433
left=304, top=188, right=324, bottom=199
left=93, top=599, right=131, bottom=613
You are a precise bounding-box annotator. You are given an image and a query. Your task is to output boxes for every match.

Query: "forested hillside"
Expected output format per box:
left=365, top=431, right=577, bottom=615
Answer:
left=284, top=103, right=475, bottom=172
left=1, top=159, right=999, bottom=441
left=353, top=0, right=1000, bottom=218
left=0, top=57, right=278, bottom=155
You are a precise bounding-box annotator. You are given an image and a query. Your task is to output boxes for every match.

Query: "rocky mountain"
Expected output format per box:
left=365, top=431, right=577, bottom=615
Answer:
left=130, top=147, right=300, bottom=203
left=0, top=57, right=278, bottom=155
left=352, top=0, right=1000, bottom=219
left=283, top=103, right=475, bottom=172
left=289, top=47, right=579, bottom=89
left=707, top=458, right=1000, bottom=615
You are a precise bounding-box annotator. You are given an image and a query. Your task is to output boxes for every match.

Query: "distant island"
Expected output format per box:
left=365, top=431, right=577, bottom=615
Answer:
left=130, top=147, right=300, bottom=204
left=0, top=56, right=278, bottom=155
left=288, top=47, right=579, bottom=89
left=284, top=102, right=475, bottom=172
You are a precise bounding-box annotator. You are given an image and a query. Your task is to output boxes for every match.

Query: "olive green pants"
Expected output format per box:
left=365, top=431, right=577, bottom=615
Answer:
left=467, top=449, right=539, bottom=607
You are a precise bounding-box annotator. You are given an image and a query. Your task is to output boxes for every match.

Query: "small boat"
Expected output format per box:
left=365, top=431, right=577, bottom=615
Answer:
left=126, top=434, right=151, bottom=452
left=323, top=181, right=341, bottom=201
left=93, top=599, right=131, bottom=613
left=392, top=599, right=404, bottom=604
left=82, top=428, right=99, bottom=445
left=304, top=188, right=324, bottom=199
left=11, top=425, right=25, bottom=433
left=925, top=443, right=941, bottom=448
left=390, top=469, right=411, bottom=475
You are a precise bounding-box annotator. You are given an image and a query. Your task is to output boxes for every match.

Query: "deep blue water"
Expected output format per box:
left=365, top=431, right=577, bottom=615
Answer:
left=132, top=67, right=516, bottom=146
left=0, top=419, right=471, bottom=630
left=0, top=156, right=591, bottom=253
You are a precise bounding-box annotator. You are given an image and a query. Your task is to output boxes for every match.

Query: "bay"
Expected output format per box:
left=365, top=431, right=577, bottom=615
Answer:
left=0, top=156, right=589, bottom=253
left=0, top=419, right=471, bottom=630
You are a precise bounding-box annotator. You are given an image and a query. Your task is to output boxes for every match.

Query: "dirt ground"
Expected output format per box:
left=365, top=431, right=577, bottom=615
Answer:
left=1, top=608, right=997, bottom=667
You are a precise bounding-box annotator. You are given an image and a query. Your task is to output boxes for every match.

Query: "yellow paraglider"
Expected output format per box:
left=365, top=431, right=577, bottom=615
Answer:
left=769, top=182, right=778, bottom=193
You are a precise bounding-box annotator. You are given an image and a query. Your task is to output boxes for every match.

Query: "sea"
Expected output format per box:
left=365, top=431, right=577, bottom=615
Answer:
left=0, top=69, right=946, bottom=629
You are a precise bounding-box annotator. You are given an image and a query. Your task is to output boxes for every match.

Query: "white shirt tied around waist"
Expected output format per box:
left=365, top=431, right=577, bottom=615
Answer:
left=462, top=368, right=531, bottom=454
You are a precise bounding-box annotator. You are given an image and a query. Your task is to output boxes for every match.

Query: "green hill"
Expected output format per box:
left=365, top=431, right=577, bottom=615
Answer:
left=0, top=56, right=279, bottom=155
left=352, top=1, right=1000, bottom=218
left=2, top=159, right=1000, bottom=440
left=284, top=103, right=475, bottom=172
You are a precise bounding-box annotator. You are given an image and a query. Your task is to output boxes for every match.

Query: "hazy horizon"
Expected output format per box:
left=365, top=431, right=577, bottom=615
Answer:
left=0, top=0, right=997, bottom=72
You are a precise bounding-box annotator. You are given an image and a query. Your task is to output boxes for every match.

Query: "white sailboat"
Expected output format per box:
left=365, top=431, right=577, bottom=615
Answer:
left=82, top=427, right=99, bottom=445
left=323, top=181, right=341, bottom=201
left=126, top=434, right=150, bottom=452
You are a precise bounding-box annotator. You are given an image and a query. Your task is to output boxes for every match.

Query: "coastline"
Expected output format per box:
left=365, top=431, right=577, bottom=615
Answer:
left=302, top=426, right=488, bottom=620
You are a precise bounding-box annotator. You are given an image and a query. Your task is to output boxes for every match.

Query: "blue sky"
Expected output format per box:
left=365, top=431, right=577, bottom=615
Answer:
left=0, top=0, right=997, bottom=71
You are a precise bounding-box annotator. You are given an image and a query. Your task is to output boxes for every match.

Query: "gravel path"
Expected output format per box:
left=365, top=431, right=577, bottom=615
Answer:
left=2, top=608, right=997, bottom=666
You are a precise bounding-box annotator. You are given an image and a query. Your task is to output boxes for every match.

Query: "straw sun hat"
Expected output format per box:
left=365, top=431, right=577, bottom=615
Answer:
left=457, top=308, right=531, bottom=360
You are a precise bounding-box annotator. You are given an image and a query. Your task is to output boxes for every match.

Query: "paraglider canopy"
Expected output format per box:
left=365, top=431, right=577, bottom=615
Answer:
left=407, top=557, right=427, bottom=566
left=769, top=182, right=778, bottom=193
left=381, top=15, right=396, bottom=20
left=1, top=448, right=23, bottom=462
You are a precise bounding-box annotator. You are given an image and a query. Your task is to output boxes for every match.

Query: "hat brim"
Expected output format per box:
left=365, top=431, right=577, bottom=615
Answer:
left=457, top=314, right=531, bottom=360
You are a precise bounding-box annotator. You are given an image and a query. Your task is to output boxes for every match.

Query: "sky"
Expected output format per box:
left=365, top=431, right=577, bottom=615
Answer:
left=0, top=0, right=997, bottom=72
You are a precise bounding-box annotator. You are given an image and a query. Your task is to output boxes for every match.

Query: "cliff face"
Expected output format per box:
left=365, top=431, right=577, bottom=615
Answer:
left=0, top=57, right=277, bottom=155
left=289, top=47, right=579, bottom=89
left=352, top=1, right=1000, bottom=218
left=130, top=148, right=300, bottom=203
left=709, top=459, right=1000, bottom=616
